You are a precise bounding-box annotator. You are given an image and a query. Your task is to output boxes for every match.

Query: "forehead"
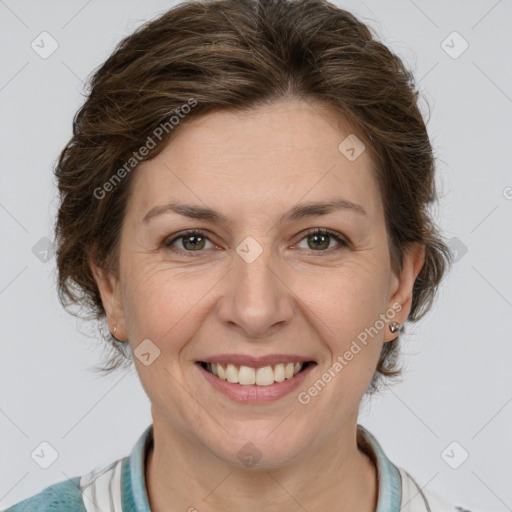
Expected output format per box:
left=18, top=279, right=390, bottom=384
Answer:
left=128, top=99, right=382, bottom=224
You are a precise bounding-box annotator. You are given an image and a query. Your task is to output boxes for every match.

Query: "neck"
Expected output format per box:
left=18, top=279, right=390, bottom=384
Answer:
left=145, top=416, right=378, bottom=512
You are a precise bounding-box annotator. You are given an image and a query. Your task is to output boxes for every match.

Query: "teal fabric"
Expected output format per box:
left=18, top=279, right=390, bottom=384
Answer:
left=4, top=423, right=402, bottom=511
left=3, top=476, right=86, bottom=511
left=121, top=424, right=153, bottom=512
left=122, top=423, right=402, bottom=512
left=359, top=425, right=402, bottom=512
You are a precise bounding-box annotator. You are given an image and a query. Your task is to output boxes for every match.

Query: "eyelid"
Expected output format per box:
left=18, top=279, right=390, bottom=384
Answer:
left=163, top=229, right=216, bottom=251
left=299, top=228, right=348, bottom=244
left=163, top=227, right=348, bottom=255
left=294, top=228, right=348, bottom=252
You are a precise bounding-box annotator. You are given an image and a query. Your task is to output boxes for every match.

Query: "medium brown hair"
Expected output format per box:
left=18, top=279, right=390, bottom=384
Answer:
left=53, top=0, right=453, bottom=393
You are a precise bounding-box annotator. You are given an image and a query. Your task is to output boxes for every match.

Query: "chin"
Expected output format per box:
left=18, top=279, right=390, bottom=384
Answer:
left=205, top=429, right=309, bottom=470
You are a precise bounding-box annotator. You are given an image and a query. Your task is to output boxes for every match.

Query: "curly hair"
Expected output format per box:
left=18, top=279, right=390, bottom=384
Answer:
left=53, top=0, right=453, bottom=393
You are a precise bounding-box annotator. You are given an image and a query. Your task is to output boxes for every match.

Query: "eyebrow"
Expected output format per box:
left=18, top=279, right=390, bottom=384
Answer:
left=142, top=198, right=367, bottom=225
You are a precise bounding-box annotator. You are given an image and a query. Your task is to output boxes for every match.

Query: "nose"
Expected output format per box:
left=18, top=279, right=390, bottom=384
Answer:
left=216, top=241, right=294, bottom=339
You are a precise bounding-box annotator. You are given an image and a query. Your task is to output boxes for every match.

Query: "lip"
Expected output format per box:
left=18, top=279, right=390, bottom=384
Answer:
left=196, top=360, right=317, bottom=403
left=197, top=354, right=315, bottom=367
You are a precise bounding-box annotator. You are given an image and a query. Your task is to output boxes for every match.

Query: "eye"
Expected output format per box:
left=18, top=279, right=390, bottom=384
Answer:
left=295, top=228, right=348, bottom=253
left=163, top=230, right=215, bottom=255
left=162, top=228, right=348, bottom=257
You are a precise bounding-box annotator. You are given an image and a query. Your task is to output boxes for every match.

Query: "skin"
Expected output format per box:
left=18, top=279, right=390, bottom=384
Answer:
left=90, top=98, right=424, bottom=512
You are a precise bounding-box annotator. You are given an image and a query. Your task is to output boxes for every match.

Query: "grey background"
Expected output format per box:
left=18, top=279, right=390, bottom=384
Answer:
left=1, top=0, right=511, bottom=510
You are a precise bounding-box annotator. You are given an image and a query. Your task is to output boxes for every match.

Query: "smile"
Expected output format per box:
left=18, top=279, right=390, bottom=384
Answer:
left=200, top=361, right=313, bottom=386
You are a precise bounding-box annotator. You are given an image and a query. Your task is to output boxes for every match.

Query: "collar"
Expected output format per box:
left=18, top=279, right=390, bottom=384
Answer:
left=121, top=424, right=153, bottom=512
left=357, top=424, right=402, bottom=511
left=121, top=423, right=402, bottom=511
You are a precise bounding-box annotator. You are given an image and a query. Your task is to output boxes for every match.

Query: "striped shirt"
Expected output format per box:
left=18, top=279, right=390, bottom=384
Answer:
left=3, top=424, right=472, bottom=511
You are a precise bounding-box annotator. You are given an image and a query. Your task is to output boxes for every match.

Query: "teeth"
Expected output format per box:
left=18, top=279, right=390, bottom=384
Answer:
left=274, top=363, right=285, bottom=382
left=205, top=362, right=306, bottom=386
left=239, top=365, right=256, bottom=385
left=285, top=362, right=294, bottom=379
left=217, top=363, right=226, bottom=380
left=226, top=363, right=239, bottom=383
left=255, top=366, right=274, bottom=386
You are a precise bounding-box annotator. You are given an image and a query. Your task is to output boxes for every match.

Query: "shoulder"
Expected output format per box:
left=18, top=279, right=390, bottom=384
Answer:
left=2, top=476, right=85, bottom=512
left=398, top=467, right=477, bottom=512
left=2, top=457, right=126, bottom=512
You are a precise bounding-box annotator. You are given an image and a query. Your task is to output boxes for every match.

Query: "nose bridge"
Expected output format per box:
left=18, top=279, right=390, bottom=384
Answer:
left=216, top=234, right=293, bottom=336
left=236, top=238, right=278, bottom=296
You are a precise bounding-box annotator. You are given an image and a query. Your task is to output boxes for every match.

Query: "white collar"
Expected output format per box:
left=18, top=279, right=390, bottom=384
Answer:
left=78, top=423, right=460, bottom=511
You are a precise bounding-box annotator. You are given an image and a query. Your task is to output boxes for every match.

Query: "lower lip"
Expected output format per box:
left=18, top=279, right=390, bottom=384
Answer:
left=196, top=362, right=316, bottom=403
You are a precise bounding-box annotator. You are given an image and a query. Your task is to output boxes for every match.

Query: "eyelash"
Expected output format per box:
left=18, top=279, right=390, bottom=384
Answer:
left=162, top=228, right=348, bottom=257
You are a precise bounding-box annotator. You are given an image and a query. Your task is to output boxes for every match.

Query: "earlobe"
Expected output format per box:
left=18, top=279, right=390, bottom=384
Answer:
left=88, top=252, right=128, bottom=342
left=385, top=243, right=425, bottom=341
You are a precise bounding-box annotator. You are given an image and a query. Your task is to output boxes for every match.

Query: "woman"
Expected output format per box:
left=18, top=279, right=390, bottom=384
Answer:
left=4, top=0, right=473, bottom=510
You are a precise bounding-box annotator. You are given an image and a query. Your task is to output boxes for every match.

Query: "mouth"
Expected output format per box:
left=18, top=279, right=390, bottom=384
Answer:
left=198, top=360, right=316, bottom=387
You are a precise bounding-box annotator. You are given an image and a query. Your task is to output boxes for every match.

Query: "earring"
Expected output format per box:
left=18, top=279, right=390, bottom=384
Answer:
left=389, top=321, right=402, bottom=333
left=111, top=323, right=121, bottom=342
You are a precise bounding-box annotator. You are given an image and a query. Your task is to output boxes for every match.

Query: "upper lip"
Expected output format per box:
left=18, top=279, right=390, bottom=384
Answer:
left=198, top=354, right=316, bottom=367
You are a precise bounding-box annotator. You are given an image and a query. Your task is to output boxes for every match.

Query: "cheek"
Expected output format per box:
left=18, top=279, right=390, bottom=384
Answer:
left=298, top=261, right=389, bottom=383
left=120, top=262, right=214, bottom=341
left=313, top=269, right=387, bottom=399
left=302, top=259, right=389, bottom=328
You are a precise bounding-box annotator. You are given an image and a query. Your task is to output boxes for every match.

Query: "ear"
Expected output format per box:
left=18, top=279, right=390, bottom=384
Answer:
left=88, top=250, right=128, bottom=342
left=384, top=242, right=425, bottom=342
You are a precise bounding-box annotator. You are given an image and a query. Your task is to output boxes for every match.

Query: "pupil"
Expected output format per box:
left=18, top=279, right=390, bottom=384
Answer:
left=184, top=235, right=204, bottom=250
left=309, top=234, right=329, bottom=250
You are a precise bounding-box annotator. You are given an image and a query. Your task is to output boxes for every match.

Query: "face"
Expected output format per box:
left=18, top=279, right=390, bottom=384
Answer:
left=92, top=98, right=424, bottom=468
